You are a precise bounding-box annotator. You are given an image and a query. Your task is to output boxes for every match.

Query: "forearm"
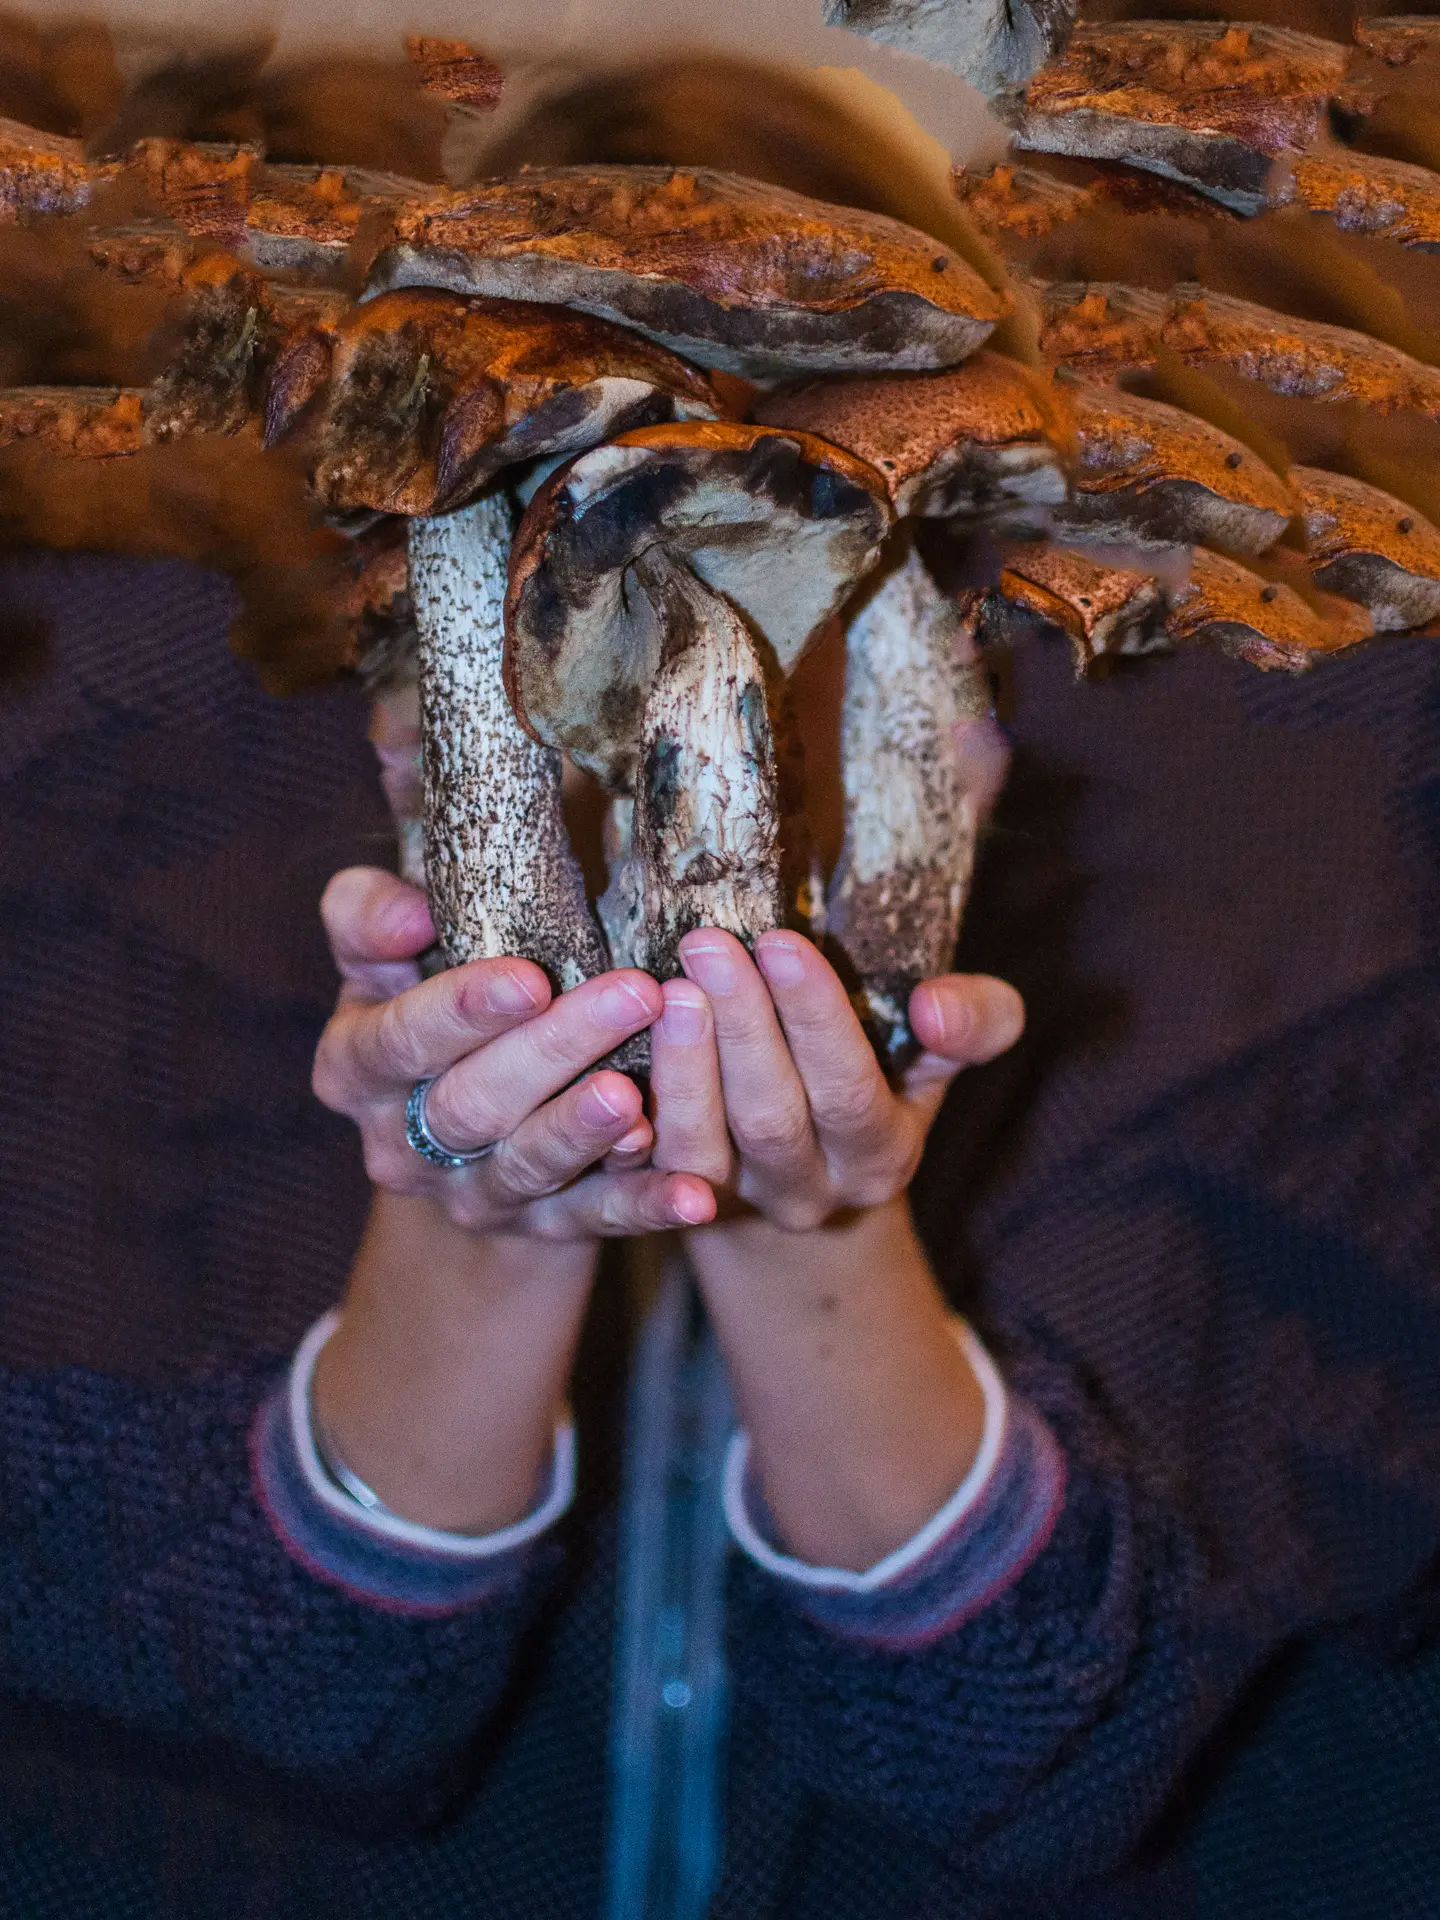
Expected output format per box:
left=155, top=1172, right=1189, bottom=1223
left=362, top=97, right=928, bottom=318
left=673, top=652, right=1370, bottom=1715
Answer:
left=312, top=1188, right=596, bottom=1533
left=687, top=1197, right=985, bottom=1571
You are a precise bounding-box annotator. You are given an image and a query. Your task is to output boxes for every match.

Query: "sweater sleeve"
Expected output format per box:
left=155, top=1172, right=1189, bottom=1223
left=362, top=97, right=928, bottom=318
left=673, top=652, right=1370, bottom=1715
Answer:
left=0, top=1349, right=567, bottom=1822
left=723, top=1342, right=1199, bottom=1908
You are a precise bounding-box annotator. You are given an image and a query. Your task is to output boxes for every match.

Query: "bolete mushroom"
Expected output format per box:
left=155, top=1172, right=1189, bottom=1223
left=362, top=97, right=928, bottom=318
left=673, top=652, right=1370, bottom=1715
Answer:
left=1291, top=465, right=1440, bottom=630
left=999, top=23, right=1352, bottom=217
left=1052, top=383, right=1296, bottom=557
left=753, top=351, right=1072, bottom=519
left=265, top=287, right=720, bottom=518
left=505, top=421, right=892, bottom=997
left=366, top=166, right=1008, bottom=380
left=823, top=544, right=998, bottom=1065
left=754, top=352, right=1074, bottom=1061
left=266, top=300, right=727, bottom=990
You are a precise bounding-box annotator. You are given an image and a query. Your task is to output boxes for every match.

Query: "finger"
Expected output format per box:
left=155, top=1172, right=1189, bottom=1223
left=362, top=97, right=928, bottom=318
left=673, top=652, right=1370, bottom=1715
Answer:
left=903, top=975, right=1026, bottom=1119
left=649, top=981, right=733, bottom=1186
left=482, top=1071, right=645, bottom=1205
left=752, top=932, right=910, bottom=1183
left=313, top=955, right=551, bottom=1112
left=321, top=867, right=435, bottom=997
left=422, top=970, right=662, bottom=1150
left=523, top=1166, right=716, bottom=1241
left=604, top=1118, right=654, bottom=1172
left=677, top=931, right=824, bottom=1200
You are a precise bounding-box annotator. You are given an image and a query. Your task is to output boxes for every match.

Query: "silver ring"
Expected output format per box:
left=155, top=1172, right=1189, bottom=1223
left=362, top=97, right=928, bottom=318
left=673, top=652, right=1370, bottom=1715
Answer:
left=404, top=1077, right=496, bottom=1171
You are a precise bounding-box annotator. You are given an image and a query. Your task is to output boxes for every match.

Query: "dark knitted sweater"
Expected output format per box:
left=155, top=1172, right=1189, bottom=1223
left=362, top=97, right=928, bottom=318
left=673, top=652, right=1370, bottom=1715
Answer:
left=0, top=551, right=1436, bottom=1918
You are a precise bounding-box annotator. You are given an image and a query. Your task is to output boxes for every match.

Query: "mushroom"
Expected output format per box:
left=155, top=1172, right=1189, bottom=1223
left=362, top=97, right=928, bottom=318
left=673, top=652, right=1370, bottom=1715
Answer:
left=366, top=165, right=1008, bottom=380
left=986, top=538, right=1170, bottom=670
left=408, top=492, right=608, bottom=985
left=266, top=296, right=727, bottom=989
left=0, top=115, right=91, bottom=220
left=1033, top=279, right=1440, bottom=419
left=820, top=0, right=1081, bottom=98
left=824, top=544, right=997, bottom=1065
left=753, top=351, right=1072, bottom=519
left=754, top=353, right=1073, bottom=1060
left=999, top=23, right=1351, bottom=216
left=1165, top=546, right=1371, bottom=671
left=265, top=287, right=720, bottom=517
left=1284, top=150, right=1440, bottom=250
left=1291, top=465, right=1440, bottom=629
left=505, top=421, right=892, bottom=995
left=1052, top=383, right=1296, bottom=556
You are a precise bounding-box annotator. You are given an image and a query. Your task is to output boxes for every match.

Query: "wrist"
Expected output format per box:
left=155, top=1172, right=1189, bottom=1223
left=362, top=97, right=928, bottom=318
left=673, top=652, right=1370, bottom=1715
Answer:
left=685, top=1197, right=986, bottom=1570
left=311, top=1190, right=597, bottom=1532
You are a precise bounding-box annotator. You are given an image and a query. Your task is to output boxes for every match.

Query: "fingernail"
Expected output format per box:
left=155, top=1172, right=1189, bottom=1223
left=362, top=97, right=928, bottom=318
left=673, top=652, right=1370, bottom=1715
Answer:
left=487, top=969, right=542, bottom=1015
left=581, top=1078, right=629, bottom=1124
left=680, top=942, right=736, bottom=996
left=671, top=1183, right=713, bottom=1225
left=659, top=989, right=708, bottom=1046
left=612, top=1123, right=651, bottom=1156
left=598, top=977, right=656, bottom=1031
left=756, top=936, right=805, bottom=988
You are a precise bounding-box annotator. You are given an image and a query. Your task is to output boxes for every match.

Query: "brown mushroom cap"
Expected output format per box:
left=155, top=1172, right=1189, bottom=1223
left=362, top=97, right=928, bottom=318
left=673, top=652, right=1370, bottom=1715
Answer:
left=0, top=116, right=91, bottom=221
left=266, top=287, right=721, bottom=516
left=0, top=385, right=145, bottom=457
left=1000, top=23, right=1351, bottom=216
left=367, top=166, right=1008, bottom=380
left=1286, top=150, right=1440, bottom=251
left=1166, top=546, right=1368, bottom=670
left=752, top=351, right=1073, bottom=517
left=505, top=420, right=893, bottom=787
left=1053, top=383, right=1296, bottom=555
left=989, top=538, right=1168, bottom=667
left=1292, top=464, right=1440, bottom=629
left=1034, top=279, right=1440, bottom=418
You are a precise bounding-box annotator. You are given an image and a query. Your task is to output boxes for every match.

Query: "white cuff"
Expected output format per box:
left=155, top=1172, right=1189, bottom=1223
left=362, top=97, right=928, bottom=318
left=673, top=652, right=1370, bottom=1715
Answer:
left=721, top=1320, right=1008, bottom=1593
left=289, top=1310, right=576, bottom=1560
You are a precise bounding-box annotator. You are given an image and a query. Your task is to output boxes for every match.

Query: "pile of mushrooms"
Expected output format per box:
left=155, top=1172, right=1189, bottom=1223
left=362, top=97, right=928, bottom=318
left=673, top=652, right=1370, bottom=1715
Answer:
left=5, top=15, right=1439, bottom=1066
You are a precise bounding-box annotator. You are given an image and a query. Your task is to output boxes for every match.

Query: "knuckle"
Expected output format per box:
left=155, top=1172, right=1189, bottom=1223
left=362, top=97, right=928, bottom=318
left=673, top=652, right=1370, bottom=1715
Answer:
left=522, top=1005, right=585, bottom=1075
left=424, top=1073, right=505, bottom=1154
left=488, top=1138, right=558, bottom=1202
left=814, top=1075, right=884, bottom=1135
left=736, top=1103, right=812, bottom=1163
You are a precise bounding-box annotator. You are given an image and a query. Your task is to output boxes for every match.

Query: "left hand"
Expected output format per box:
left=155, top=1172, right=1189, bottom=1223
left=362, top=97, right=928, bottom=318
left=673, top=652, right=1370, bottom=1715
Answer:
left=648, top=928, right=1024, bottom=1232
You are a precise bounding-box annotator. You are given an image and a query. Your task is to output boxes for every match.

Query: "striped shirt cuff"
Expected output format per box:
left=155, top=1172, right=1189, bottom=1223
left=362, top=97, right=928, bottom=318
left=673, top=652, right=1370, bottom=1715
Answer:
left=250, top=1311, right=575, bottom=1616
left=723, top=1323, right=1067, bottom=1648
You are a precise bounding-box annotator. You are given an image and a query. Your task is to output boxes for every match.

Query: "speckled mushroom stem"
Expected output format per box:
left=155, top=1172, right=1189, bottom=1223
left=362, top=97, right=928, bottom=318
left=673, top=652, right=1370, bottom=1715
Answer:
left=408, top=494, right=609, bottom=989
left=621, top=551, right=785, bottom=989
left=825, top=538, right=996, bottom=1071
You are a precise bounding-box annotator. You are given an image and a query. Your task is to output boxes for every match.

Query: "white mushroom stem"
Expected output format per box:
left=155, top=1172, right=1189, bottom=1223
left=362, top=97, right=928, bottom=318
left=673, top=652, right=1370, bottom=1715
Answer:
left=622, top=552, right=785, bottom=985
left=826, top=539, right=998, bottom=1069
left=408, top=494, right=608, bottom=988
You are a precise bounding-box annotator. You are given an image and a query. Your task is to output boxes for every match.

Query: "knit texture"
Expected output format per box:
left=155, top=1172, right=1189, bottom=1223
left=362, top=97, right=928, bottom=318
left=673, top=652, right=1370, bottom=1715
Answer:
left=0, top=553, right=1437, bottom=1917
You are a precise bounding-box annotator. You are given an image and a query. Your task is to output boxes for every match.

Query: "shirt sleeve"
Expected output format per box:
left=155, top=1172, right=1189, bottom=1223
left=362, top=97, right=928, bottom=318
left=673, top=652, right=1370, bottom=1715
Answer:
left=722, top=1321, right=1067, bottom=1646
left=0, top=1345, right=569, bottom=1822
left=251, top=1310, right=576, bottom=1615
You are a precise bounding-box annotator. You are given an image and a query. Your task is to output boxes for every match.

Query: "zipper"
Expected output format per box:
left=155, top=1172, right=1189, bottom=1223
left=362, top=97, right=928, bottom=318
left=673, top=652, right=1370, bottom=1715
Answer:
left=606, top=1254, right=733, bottom=1920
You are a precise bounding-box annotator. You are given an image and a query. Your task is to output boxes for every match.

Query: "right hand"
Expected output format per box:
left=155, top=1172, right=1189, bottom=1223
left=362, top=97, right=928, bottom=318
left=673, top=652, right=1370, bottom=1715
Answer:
left=312, top=867, right=716, bottom=1242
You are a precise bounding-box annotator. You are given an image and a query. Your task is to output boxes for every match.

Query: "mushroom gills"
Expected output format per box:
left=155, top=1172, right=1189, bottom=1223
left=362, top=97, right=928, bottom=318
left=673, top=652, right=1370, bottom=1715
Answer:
left=619, top=551, right=786, bottom=987
left=408, top=492, right=608, bottom=991
left=826, top=540, right=993, bottom=1069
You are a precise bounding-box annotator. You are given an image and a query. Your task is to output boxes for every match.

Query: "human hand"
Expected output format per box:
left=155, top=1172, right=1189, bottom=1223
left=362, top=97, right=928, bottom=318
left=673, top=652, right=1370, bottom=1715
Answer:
left=649, top=929, right=1024, bottom=1232
left=312, top=867, right=717, bottom=1242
